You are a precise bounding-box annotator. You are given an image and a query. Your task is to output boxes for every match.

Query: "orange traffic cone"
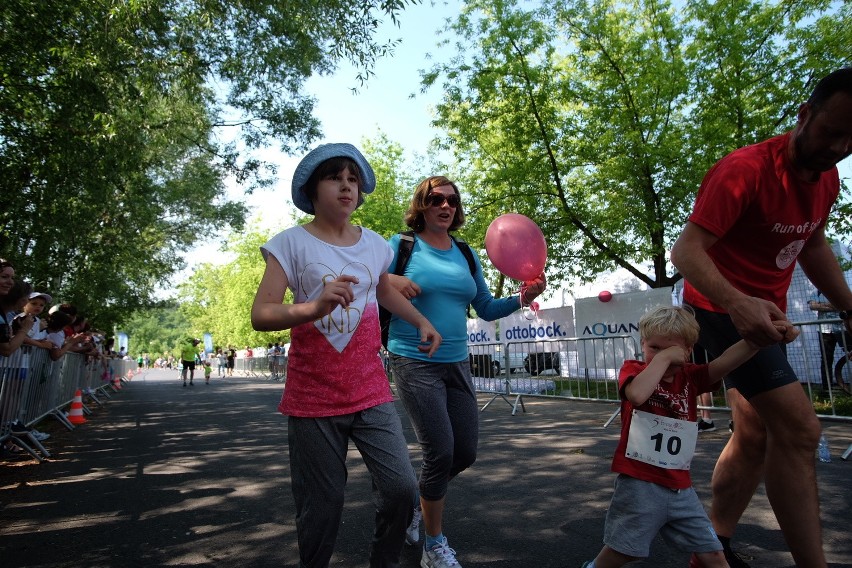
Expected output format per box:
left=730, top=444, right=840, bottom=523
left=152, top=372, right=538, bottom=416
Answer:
left=67, top=390, right=87, bottom=425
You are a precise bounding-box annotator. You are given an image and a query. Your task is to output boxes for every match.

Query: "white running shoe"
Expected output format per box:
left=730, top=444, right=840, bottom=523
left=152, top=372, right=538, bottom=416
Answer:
left=405, top=507, right=422, bottom=545
left=421, top=537, right=461, bottom=568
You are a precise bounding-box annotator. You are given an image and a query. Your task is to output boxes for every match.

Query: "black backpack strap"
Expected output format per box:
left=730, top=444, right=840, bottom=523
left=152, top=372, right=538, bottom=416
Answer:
left=451, top=236, right=477, bottom=276
left=393, top=231, right=416, bottom=275
left=450, top=236, right=478, bottom=319
left=381, top=231, right=416, bottom=348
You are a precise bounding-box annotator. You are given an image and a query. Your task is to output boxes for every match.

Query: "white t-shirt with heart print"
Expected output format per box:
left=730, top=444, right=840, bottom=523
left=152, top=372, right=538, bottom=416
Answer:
left=262, top=225, right=394, bottom=417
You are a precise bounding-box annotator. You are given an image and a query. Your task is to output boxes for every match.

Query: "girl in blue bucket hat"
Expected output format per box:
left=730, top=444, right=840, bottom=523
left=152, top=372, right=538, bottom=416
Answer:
left=251, top=143, right=442, bottom=568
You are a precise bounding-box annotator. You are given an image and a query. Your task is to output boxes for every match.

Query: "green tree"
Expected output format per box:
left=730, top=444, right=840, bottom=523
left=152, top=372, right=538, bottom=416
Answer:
left=423, top=0, right=850, bottom=290
left=124, top=303, right=191, bottom=359
left=0, top=0, right=418, bottom=332
left=178, top=226, right=290, bottom=349
left=352, top=133, right=421, bottom=237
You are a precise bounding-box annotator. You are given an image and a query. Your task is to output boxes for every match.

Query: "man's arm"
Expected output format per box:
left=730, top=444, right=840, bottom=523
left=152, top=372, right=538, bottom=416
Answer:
left=671, top=222, right=786, bottom=346
left=808, top=300, right=835, bottom=312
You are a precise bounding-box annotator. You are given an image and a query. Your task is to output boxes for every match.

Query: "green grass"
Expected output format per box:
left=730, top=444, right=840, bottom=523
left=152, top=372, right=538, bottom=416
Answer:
left=809, top=388, right=852, bottom=417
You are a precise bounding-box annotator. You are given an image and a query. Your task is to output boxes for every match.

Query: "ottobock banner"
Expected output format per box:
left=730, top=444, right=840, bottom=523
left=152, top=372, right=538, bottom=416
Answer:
left=574, top=287, right=673, bottom=368
left=496, top=305, right=576, bottom=346
left=466, top=318, right=497, bottom=345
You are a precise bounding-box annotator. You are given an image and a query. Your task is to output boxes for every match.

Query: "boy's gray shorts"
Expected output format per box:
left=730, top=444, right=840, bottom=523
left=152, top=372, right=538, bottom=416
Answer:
left=603, top=474, right=722, bottom=558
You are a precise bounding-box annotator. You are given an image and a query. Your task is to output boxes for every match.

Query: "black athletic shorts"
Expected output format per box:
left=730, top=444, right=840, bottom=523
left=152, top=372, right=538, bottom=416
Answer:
left=688, top=304, right=798, bottom=399
left=182, top=360, right=196, bottom=371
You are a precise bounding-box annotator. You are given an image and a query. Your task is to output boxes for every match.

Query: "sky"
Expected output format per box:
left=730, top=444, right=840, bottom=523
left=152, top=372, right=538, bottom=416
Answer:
left=225, top=1, right=461, bottom=234
left=183, top=0, right=852, bottom=307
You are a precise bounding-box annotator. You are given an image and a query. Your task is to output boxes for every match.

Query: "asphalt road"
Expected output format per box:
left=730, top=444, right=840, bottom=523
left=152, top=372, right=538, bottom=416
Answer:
left=2, top=368, right=851, bottom=567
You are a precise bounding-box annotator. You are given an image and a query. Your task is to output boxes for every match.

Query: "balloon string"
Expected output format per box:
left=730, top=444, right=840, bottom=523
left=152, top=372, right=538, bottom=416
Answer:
left=519, top=283, right=540, bottom=321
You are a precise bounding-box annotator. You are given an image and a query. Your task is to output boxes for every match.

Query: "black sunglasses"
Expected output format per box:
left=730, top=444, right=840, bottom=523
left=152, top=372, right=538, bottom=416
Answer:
left=426, top=193, right=461, bottom=208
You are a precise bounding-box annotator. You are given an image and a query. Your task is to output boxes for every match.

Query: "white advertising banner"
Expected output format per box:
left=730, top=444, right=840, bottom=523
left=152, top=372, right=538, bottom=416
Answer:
left=466, top=318, right=497, bottom=345
left=574, top=288, right=673, bottom=368
left=497, top=305, right=576, bottom=346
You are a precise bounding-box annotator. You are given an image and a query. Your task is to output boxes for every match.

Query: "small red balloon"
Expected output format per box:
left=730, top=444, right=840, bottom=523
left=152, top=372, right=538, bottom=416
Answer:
left=598, top=290, right=613, bottom=303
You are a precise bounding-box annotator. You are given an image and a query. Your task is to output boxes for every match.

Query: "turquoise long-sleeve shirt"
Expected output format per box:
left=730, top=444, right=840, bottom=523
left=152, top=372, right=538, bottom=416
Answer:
left=386, top=233, right=521, bottom=363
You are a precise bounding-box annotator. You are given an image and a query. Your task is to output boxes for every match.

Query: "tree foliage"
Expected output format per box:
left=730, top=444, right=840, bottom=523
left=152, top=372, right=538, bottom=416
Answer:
left=123, top=302, right=191, bottom=359
left=423, top=0, right=851, bottom=290
left=177, top=227, right=291, bottom=350
left=0, top=0, right=417, bottom=332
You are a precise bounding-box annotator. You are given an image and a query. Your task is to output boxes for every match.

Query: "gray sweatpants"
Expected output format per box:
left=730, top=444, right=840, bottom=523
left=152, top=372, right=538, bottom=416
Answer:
left=288, top=402, right=417, bottom=568
left=388, top=354, right=479, bottom=501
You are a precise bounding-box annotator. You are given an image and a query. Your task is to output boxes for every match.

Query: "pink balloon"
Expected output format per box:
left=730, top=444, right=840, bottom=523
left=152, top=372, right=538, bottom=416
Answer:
left=484, top=214, right=547, bottom=281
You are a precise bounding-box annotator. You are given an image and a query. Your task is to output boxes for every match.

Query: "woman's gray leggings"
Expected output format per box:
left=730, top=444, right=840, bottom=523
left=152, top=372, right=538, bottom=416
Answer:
left=389, top=354, right=479, bottom=501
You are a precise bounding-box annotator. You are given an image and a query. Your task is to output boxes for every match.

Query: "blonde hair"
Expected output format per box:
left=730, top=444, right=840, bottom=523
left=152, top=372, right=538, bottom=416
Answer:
left=639, top=305, right=700, bottom=346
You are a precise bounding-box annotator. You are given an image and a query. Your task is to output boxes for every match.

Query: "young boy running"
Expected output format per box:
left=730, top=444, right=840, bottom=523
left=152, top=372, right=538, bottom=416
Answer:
left=581, top=305, right=796, bottom=568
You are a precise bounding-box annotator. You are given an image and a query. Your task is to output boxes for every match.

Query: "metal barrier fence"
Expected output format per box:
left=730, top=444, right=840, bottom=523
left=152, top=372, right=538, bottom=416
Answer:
left=7, top=316, right=848, bottom=463
left=232, top=354, right=286, bottom=381
left=222, top=318, right=852, bottom=422
left=1, top=348, right=138, bottom=462
left=465, top=321, right=851, bottom=422
left=467, top=336, right=640, bottom=415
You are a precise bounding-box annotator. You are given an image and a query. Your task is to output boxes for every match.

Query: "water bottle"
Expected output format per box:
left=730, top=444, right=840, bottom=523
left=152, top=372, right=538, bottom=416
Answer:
left=817, top=433, right=831, bottom=463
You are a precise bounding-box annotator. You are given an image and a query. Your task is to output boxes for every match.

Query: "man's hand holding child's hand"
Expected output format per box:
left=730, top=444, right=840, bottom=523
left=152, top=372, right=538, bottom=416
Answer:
left=772, top=321, right=800, bottom=344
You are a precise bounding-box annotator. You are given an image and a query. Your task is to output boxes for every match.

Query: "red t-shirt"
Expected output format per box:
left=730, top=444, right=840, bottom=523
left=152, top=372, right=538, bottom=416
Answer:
left=611, top=359, right=720, bottom=490
left=683, top=133, right=840, bottom=313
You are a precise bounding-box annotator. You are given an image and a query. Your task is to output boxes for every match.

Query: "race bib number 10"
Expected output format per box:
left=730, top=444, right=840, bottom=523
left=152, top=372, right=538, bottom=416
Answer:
left=625, top=409, right=698, bottom=470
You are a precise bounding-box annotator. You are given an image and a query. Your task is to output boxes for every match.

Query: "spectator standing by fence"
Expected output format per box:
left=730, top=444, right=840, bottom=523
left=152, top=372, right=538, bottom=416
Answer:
left=0, top=260, right=35, bottom=454
left=22, top=292, right=54, bottom=351
left=671, top=67, right=852, bottom=568
left=808, top=290, right=851, bottom=391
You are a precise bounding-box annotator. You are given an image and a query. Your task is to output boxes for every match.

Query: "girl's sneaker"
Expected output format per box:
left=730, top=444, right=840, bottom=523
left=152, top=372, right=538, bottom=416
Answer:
left=405, top=507, right=422, bottom=545
left=421, top=537, right=460, bottom=568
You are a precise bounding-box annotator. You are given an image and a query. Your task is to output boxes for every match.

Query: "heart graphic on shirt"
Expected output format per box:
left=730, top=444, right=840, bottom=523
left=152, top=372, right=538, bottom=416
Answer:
left=301, top=261, right=374, bottom=353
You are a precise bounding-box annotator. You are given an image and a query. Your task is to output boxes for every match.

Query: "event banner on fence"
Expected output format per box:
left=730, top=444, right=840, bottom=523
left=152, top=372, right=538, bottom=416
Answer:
left=574, top=287, right=673, bottom=369
left=495, top=305, right=576, bottom=347
left=466, top=318, right=497, bottom=345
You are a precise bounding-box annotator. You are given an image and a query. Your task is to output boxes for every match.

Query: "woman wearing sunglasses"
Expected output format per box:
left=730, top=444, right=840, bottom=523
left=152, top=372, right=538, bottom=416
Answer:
left=386, top=176, right=546, bottom=568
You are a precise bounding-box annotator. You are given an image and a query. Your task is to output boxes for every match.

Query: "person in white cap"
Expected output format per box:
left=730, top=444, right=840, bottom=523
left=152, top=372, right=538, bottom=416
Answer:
left=251, top=143, right=442, bottom=568
left=22, top=292, right=54, bottom=350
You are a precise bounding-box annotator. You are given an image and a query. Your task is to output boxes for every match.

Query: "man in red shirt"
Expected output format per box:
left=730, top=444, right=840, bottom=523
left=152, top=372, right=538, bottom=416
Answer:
left=671, top=67, right=852, bottom=568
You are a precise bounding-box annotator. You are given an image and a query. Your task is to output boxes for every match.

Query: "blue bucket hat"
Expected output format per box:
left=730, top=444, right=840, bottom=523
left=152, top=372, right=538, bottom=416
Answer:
left=291, top=143, right=376, bottom=214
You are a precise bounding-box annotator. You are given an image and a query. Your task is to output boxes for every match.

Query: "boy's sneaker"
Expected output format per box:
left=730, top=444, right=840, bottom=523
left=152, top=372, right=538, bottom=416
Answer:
left=10, top=421, right=30, bottom=434
left=697, top=419, right=716, bottom=432
left=421, top=537, right=461, bottom=568
left=405, top=507, right=422, bottom=545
